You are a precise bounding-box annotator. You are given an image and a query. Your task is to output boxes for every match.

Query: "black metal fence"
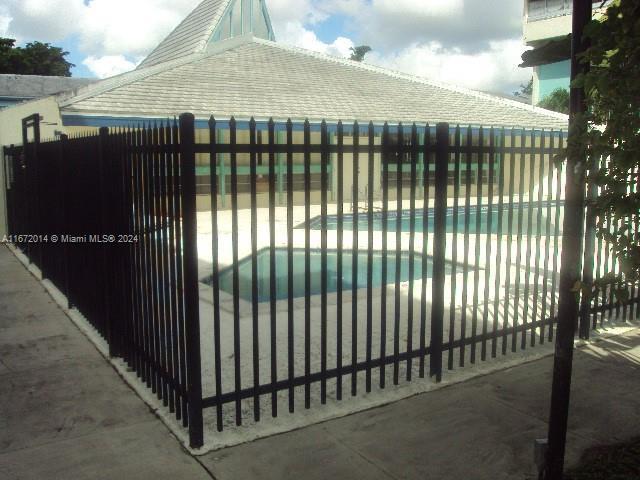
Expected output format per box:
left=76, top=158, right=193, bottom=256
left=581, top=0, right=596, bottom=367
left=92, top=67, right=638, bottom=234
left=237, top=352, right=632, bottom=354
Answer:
left=3, top=114, right=203, bottom=446
left=2, top=112, right=638, bottom=448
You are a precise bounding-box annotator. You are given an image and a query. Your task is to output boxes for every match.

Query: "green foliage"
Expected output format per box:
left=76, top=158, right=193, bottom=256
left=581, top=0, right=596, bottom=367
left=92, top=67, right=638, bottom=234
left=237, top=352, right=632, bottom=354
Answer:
left=349, top=45, right=372, bottom=62
left=513, top=78, right=533, bottom=98
left=0, top=37, right=74, bottom=76
left=538, top=88, right=570, bottom=113
left=577, top=0, right=640, bottom=293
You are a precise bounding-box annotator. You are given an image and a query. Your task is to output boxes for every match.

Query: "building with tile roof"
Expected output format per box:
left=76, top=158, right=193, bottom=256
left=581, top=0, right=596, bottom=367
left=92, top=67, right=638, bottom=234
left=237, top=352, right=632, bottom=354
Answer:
left=0, top=0, right=569, bottom=224
left=0, top=74, right=96, bottom=110
left=2, top=0, right=568, bottom=136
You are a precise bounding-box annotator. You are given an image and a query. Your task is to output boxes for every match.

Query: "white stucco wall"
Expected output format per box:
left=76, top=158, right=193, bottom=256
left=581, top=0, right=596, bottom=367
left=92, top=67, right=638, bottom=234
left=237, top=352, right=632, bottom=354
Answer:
left=523, top=14, right=572, bottom=45
left=0, top=96, right=64, bottom=237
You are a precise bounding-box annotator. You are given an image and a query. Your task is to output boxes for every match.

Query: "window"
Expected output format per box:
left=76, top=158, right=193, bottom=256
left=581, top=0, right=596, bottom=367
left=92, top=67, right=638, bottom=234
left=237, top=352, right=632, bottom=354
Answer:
left=253, top=0, right=270, bottom=39
left=231, top=0, right=242, bottom=35
left=242, top=0, right=252, bottom=35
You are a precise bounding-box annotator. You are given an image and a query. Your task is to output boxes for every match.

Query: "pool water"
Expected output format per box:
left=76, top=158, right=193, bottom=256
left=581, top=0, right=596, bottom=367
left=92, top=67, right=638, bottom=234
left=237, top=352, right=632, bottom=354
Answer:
left=306, top=201, right=562, bottom=235
left=204, top=248, right=459, bottom=303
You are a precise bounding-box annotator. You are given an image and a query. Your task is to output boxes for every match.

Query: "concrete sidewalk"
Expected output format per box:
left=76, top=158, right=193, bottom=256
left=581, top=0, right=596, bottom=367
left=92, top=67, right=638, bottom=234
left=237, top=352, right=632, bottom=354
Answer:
left=0, top=246, right=213, bottom=480
left=198, top=328, right=640, bottom=480
left=1, top=244, right=639, bottom=479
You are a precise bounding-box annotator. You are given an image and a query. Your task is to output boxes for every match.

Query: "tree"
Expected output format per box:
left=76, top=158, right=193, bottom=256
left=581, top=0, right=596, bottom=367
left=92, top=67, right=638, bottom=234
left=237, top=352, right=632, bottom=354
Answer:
left=513, top=78, right=533, bottom=98
left=537, top=88, right=570, bottom=113
left=0, top=38, right=74, bottom=76
left=571, top=0, right=640, bottom=297
left=349, top=45, right=372, bottom=62
left=0, top=38, right=17, bottom=73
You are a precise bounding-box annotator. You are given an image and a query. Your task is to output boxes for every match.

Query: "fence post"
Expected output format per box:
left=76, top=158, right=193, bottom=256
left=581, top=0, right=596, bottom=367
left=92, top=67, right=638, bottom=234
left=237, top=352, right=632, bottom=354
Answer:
left=33, top=117, right=43, bottom=276
left=179, top=113, right=204, bottom=449
left=579, top=159, right=598, bottom=339
left=21, top=114, right=41, bottom=265
left=544, top=1, right=591, bottom=478
left=430, top=122, right=449, bottom=381
left=98, top=126, right=118, bottom=357
left=2, top=146, right=10, bottom=238
left=58, top=134, right=73, bottom=310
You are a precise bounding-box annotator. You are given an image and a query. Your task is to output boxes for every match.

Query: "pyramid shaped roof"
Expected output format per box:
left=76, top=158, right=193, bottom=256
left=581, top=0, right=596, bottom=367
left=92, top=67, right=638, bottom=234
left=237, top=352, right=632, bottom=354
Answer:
left=59, top=36, right=568, bottom=130
left=139, top=0, right=275, bottom=69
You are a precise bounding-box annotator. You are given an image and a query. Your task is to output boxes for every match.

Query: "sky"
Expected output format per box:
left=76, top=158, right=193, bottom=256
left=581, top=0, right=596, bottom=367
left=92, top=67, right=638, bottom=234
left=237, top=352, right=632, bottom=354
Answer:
left=0, top=0, right=532, bottom=95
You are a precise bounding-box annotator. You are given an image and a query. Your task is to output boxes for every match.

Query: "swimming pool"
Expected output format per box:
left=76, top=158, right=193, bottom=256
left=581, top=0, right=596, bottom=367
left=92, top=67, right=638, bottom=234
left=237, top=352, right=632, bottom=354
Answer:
left=305, top=200, right=563, bottom=235
left=203, top=248, right=461, bottom=303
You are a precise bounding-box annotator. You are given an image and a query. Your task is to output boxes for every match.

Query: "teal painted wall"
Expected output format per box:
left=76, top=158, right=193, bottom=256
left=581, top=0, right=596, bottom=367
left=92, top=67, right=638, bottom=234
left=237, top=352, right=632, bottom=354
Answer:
left=538, top=60, right=570, bottom=103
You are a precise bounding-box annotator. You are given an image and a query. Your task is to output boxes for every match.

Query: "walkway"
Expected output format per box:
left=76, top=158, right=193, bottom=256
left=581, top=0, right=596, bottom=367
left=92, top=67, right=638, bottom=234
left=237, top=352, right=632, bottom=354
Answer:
left=1, top=244, right=638, bottom=479
left=0, top=246, right=213, bottom=480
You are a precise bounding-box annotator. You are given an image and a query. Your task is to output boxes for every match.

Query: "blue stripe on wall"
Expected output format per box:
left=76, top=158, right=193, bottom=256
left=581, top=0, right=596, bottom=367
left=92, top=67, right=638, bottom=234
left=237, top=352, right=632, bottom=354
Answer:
left=62, top=115, right=565, bottom=137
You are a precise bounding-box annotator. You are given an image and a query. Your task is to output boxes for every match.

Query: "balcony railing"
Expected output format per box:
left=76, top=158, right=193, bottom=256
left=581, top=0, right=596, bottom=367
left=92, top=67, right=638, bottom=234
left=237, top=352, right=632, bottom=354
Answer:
left=527, top=0, right=572, bottom=21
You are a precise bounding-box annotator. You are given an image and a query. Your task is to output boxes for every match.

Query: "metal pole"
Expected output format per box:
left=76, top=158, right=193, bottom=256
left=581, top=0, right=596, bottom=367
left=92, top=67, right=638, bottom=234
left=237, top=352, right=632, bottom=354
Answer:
left=97, top=127, right=116, bottom=357
left=59, top=134, right=73, bottom=310
left=179, top=113, right=204, bottom=449
left=430, top=122, right=449, bottom=381
left=543, top=1, right=591, bottom=478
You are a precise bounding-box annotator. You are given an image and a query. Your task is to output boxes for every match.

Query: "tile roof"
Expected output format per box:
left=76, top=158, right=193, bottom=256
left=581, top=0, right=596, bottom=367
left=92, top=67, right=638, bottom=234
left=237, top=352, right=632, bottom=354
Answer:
left=138, top=0, right=231, bottom=69
left=60, top=37, right=568, bottom=130
left=0, top=74, right=96, bottom=99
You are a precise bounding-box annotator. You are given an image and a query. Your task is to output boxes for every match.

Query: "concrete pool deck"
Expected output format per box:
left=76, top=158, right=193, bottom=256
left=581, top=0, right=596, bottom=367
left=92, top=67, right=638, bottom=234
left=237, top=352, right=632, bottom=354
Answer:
left=2, top=244, right=639, bottom=479
left=189, top=199, right=637, bottom=451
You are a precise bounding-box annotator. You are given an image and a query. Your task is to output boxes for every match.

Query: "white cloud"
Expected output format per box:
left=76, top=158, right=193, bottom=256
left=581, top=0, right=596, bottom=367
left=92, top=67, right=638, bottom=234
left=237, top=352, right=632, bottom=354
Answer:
left=372, top=0, right=464, bottom=17
left=0, top=14, right=10, bottom=38
left=77, top=0, right=197, bottom=57
left=2, top=0, right=85, bottom=42
left=82, top=55, right=137, bottom=78
left=2, top=0, right=199, bottom=56
left=367, top=39, right=532, bottom=94
left=277, top=21, right=354, bottom=57
left=0, top=0, right=531, bottom=94
left=267, top=0, right=326, bottom=26
left=358, top=0, right=523, bottom=51
left=315, top=0, right=368, bottom=17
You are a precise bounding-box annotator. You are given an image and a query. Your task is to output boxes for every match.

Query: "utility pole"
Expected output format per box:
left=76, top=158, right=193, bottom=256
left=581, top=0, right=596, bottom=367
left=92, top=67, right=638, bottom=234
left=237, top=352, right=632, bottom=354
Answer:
left=543, top=1, right=592, bottom=478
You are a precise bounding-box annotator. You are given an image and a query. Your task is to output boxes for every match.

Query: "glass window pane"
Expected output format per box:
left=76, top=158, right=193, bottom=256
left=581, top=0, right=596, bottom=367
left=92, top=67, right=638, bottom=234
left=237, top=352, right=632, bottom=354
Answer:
left=528, top=0, right=545, bottom=17
left=253, top=0, right=269, bottom=39
left=243, top=0, right=252, bottom=35
left=231, top=0, right=242, bottom=35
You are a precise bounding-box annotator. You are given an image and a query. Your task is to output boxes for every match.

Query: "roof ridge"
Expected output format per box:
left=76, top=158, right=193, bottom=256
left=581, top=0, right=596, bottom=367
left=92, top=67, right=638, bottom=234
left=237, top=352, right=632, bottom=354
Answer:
left=138, top=0, right=231, bottom=69
left=59, top=36, right=568, bottom=130
left=60, top=34, right=258, bottom=108
left=249, top=37, right=569, bottom=123
left=58, top=52, right=206, bottom=107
